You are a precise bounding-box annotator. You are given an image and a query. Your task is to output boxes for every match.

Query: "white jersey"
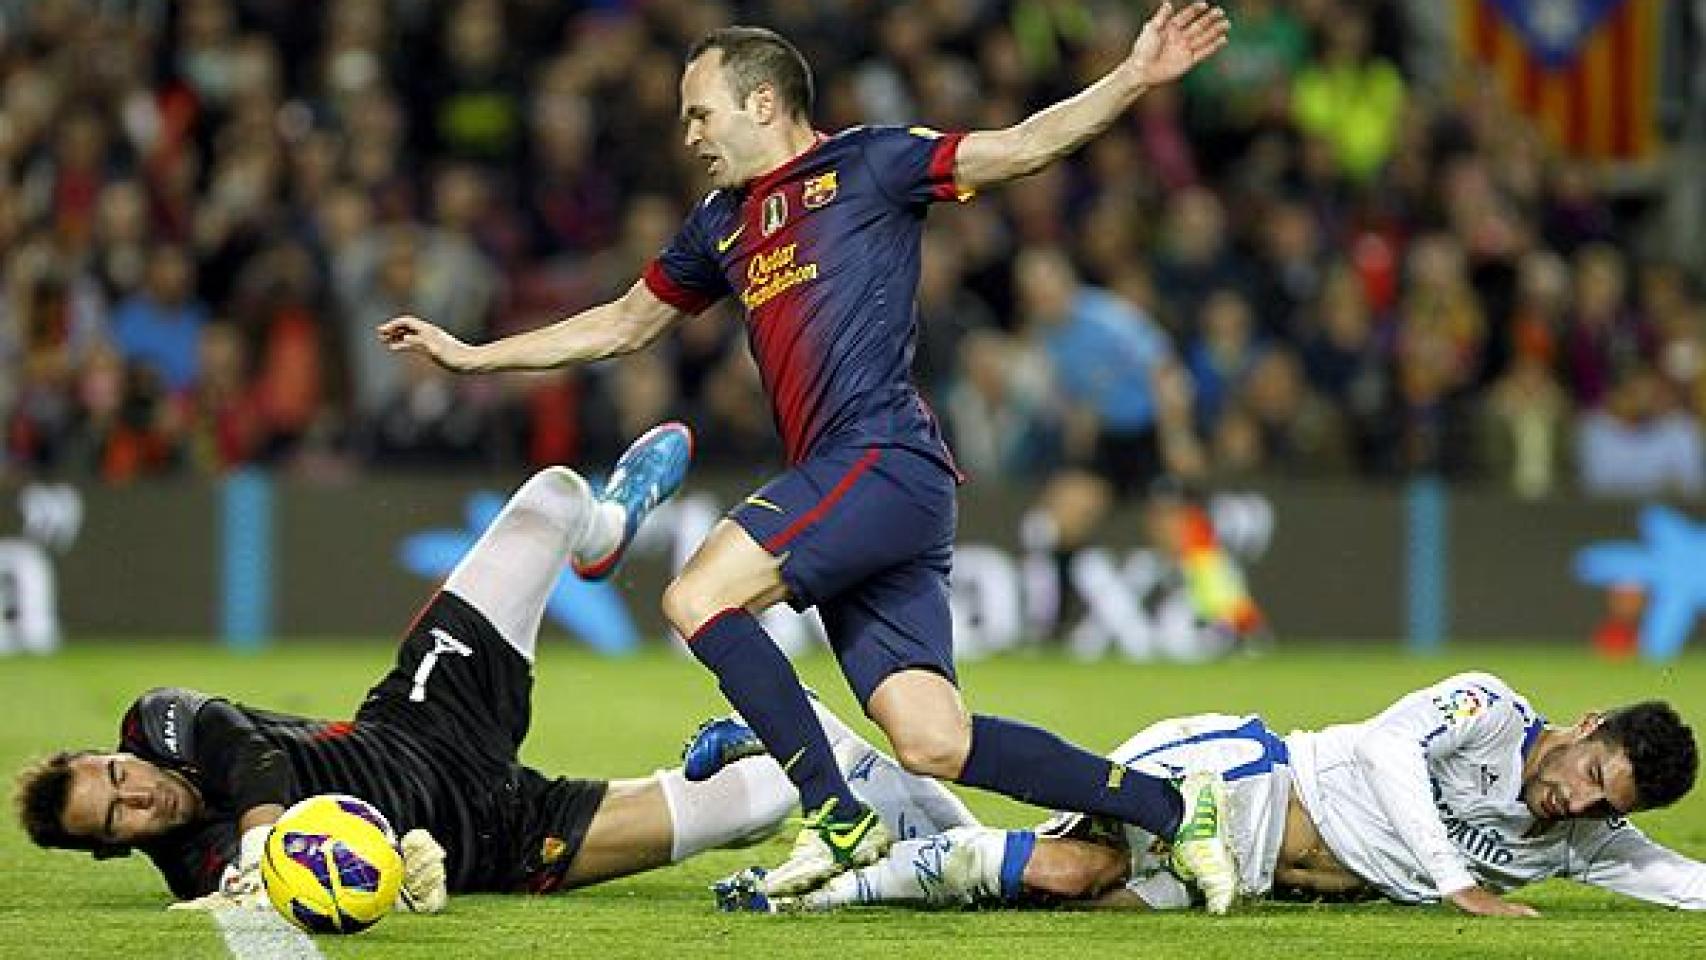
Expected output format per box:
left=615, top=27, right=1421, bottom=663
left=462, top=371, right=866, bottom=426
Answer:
left=1287, top=672, right=1706, bottom=909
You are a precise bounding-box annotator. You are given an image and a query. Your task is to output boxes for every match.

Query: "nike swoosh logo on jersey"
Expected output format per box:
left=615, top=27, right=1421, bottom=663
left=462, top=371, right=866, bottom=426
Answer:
left=716, top=224, right=745, bottom=252
left=744, top=495, right=784, bottom=513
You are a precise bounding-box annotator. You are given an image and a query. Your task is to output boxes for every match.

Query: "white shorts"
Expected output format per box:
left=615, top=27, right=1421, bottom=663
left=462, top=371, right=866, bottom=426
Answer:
left=1055, top=713, right=1292, bottom=909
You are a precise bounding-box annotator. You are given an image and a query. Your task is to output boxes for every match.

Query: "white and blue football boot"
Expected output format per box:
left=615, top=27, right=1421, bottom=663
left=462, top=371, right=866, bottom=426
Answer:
left=572, top=421, right=694, bottom=580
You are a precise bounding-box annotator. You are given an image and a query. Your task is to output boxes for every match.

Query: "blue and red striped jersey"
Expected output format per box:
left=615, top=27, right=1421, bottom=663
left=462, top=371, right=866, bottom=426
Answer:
left=643, top=125, right=969, bottom=470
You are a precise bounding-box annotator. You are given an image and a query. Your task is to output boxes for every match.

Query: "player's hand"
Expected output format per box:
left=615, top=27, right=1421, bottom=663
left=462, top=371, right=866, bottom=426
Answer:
left=1446, top=885, right=1540, bottom=918
left=377, top=315, right=478, bottom=372
left=206, top=822, right=272, bottom=903
left=396, top=829, right=449, bottom=914
left=1129, top=2, right=1230, bottom=87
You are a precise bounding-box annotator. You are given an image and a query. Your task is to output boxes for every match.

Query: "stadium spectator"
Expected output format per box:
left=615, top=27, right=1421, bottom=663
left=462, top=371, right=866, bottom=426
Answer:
left=914, top=230, right=999, bottom=412
left=182, top=322, right=263, bottom=472
left=1185, top=287, right=1265, bottom=431
left=944, top=329, right=1056, bottom=478
left=1228, top=346, right=1346, bottom=476
left=1300, top=262, right=1389, bottom=475
left=1577, top=368, right=1706, bottom=499
left=1642, top=262, right=1706, bottom=412
left=110, top=245, right=208, bottom=396
left=338, top=225, right=491, bottom=418
left=1181, top=0, right=1306, bottom=171
left=1150, top=186, right=1254, bottom=333
left=1565, top=244, right=1654, bottom=410
left=424, top=0, right=525, bottom=166
left=1250, top=196, right=1328, bottom=337
left=232, top=240, right=336, bottom=459
left=1290, top=5, right=1405, bottom=182
left=1482, top=351, right=1570, bottom=501
left=1019, top=245, right=1179, bottom=499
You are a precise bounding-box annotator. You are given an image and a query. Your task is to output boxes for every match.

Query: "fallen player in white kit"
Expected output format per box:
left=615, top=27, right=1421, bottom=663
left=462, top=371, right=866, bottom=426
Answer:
left=706, top=673, right=1701, bottom=916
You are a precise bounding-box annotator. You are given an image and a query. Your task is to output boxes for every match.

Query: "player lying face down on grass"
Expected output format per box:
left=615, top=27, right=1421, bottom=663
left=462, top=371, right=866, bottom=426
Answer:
left=13, top=431, right=978, bottom=911
left=709, top=673, right=1701, bottom=918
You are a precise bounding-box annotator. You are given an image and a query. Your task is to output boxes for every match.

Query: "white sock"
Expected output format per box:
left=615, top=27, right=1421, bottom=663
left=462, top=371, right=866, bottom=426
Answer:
left=443, top=467, right=592, bottom=662
left=573, top=500, right=627, bottom=565
left=656, top=760, right=796, bottom=863
left=799, top=827, right=1019, bottom=910
left=809, top=701, right=980, bottom=838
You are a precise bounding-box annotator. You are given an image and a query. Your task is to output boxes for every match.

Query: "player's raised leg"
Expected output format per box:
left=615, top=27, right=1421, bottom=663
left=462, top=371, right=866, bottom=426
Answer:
left=442, top=466, right=597, bottom=663
left=443, top=423, right=692, bottom=662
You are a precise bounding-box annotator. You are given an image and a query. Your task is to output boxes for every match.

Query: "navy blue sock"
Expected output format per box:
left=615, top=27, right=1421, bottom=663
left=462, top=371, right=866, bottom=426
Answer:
left=957, top=714, right=1183, bottom=837
left=687, top=609, right=866, bottom=821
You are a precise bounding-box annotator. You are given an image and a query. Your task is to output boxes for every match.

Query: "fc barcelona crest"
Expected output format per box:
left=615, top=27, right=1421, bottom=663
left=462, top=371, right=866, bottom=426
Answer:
left=802, top=170, right=838, bottom=209
left=761, top=192, right=788, bottom=236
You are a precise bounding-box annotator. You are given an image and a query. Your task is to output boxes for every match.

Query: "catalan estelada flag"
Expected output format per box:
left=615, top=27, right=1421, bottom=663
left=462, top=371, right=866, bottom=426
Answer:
left=1458, top=0, right=1662, bottom=160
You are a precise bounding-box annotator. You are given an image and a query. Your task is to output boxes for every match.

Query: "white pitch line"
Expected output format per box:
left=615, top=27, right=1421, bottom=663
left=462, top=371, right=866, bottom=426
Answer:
left=213, top=908, right=324, bottom=960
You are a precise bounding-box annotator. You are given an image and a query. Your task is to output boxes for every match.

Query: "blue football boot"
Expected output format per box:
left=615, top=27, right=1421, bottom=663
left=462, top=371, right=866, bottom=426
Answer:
left=682, top=717, right=768, bottom=782
left=572, top=421, right=694, bottom=579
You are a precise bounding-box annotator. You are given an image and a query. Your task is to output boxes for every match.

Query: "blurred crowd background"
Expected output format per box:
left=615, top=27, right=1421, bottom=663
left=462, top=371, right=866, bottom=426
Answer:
left=4, top=0, right=1706, bottom=501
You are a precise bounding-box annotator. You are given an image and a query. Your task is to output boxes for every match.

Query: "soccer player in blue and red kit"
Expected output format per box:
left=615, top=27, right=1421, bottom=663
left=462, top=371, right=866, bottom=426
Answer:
left=381, top=2, right=1237, bottom=908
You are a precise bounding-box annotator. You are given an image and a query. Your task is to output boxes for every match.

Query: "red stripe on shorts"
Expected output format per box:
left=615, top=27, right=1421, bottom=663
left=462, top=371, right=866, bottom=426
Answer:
left=763, top=448, right=881, bottom=552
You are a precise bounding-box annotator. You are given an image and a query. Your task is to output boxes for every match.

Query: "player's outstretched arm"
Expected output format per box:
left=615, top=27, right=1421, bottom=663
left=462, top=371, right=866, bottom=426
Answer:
left=952, top=1, right=1228, bottom=191
left=1571, top=823, right=1706, bottom=910
left=378, top=279, right=688, bottom=374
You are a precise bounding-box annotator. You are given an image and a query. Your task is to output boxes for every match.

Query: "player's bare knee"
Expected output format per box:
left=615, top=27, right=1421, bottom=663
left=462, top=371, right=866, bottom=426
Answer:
left=513, top=466, right=588, bottom=520
left=659, top=577, right=698, bottom=635
left=661, top=574, right=722, bottom=637
left=890, top=725, right=970, bottom=779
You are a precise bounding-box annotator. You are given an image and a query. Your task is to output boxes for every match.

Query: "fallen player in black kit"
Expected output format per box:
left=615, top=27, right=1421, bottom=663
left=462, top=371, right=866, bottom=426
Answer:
left=15, top=428, right=976, bottom=911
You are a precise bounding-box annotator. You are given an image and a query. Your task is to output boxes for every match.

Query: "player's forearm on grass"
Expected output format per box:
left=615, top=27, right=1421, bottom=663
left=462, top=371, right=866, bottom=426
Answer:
left=1574, top=827, right=1706, bottom=909
left=955, top=62, right=1148, bottom=188
left=465, top=283, right=678, bottom=372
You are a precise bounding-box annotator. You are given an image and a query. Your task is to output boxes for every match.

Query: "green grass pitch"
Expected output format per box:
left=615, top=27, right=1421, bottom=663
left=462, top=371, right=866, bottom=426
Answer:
left=3, top=641, right=1703, bottom=958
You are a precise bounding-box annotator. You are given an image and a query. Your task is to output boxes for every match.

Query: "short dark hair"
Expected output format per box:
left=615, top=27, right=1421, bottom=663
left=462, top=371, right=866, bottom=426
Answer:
left=14, top=751, right=127, bottom=858
left=1593, top=702, right=1698, bottom=810
left=18, top=751, right=90, bottom=849
left=686, top=26, right=813, bottom=121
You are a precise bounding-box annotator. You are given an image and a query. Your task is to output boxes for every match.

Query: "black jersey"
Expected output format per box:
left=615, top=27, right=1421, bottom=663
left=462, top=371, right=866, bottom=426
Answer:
left=122, top=592, right=606, bottom=898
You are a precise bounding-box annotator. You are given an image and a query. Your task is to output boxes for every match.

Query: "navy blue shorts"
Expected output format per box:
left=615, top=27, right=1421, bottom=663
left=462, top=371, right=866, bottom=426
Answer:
left=729, top=445, right=958, bottom=704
